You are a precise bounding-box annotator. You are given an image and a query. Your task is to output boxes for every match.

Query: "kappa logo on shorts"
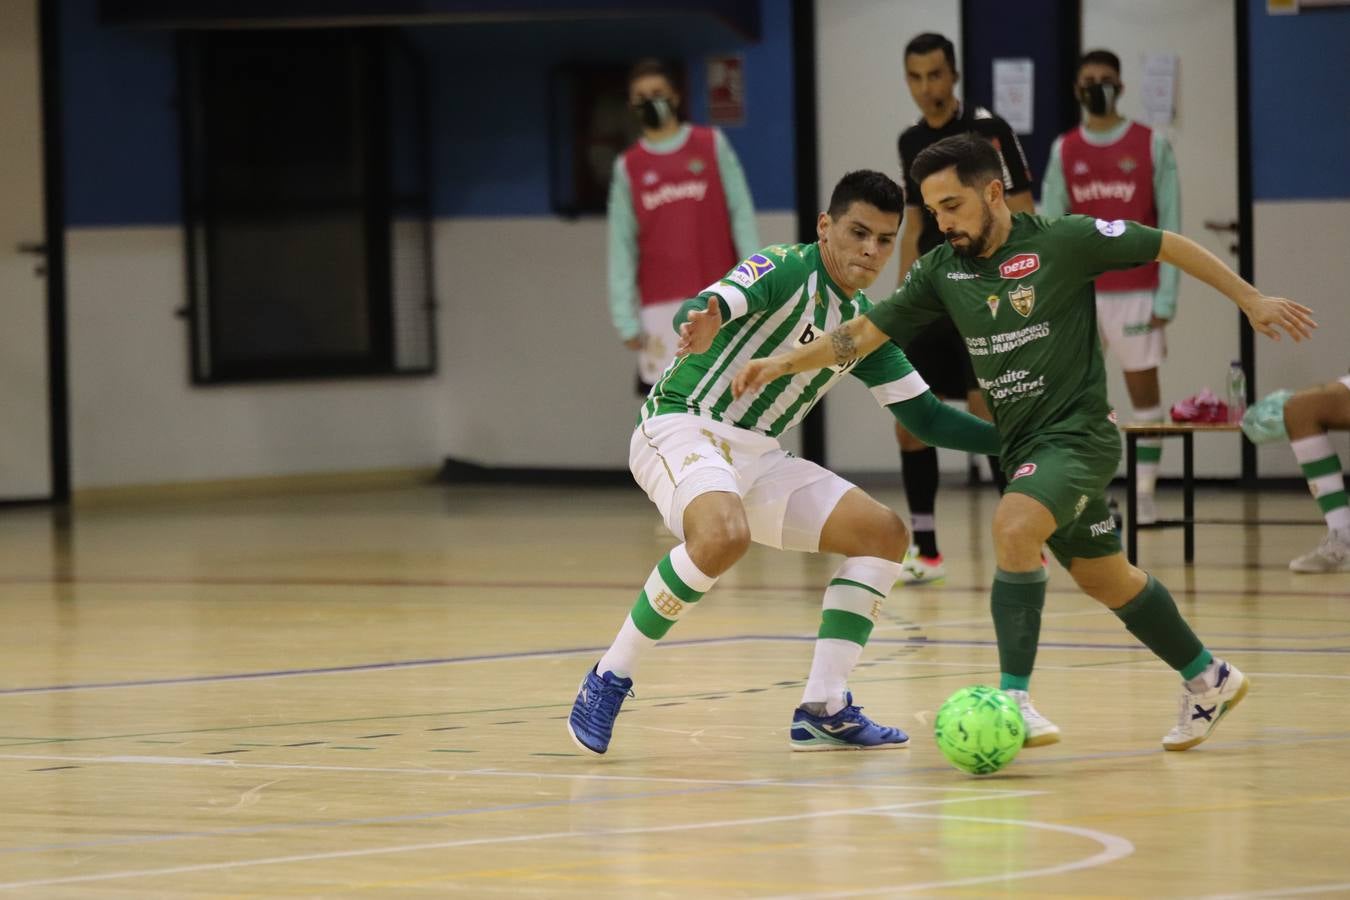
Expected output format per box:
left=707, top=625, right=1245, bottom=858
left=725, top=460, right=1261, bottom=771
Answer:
left=1011, top=463, right=1037, bottom=480
left=728, top=253, right=776, bottom=288
left=999, top=253, right=1040, bottom=279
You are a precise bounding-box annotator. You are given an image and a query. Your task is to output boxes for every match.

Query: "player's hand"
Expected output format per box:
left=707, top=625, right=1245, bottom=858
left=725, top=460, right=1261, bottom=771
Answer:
left=1242, top=294, right=1317, bottom=342
left=676, top=300, right=722, bottom=356
left=1148, top=314, right=1170, bottom=331
left=732, top=357, right=788, bottom=398
left=623, top=335, right=645, bottom=351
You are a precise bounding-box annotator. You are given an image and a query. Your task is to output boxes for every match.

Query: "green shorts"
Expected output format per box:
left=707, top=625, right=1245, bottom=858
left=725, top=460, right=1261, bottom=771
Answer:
left=1003, top=423, right=1122, bottom=568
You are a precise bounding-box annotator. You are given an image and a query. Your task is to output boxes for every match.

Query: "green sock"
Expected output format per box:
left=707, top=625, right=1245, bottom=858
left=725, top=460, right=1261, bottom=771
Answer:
left=1113, top=575, right=1211, bottom=678
left=992, top=567, right=1047, bottom=691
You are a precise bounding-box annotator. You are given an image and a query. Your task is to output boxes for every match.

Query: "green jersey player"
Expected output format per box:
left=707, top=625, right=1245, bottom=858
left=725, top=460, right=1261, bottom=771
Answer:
left=734, top=134, right=1316, bottom=752
left=568, top=170, right=1006, bottom=756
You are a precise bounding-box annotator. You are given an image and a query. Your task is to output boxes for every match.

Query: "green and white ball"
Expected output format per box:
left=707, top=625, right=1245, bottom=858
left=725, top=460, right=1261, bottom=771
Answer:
left=934, top=685, right=1026, bottom=775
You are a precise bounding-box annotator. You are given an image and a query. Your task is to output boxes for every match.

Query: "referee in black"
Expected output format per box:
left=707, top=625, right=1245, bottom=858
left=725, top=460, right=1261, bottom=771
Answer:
left=892, top=32, right=1037, bottom=586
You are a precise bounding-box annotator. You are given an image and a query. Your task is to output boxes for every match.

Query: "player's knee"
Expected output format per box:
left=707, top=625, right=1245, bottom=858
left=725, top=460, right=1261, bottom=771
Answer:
left=859, top=508, right=909, bottom=562
left=684, top=512, right=750, bottom=575
left=1283, top=386, right=1326, bottom=435
left=991, top=509, right=1043, bottom=555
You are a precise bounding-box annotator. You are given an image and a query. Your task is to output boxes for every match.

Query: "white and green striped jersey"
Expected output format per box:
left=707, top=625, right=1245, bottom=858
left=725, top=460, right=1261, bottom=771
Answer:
left=639, top=242, right=929, bottom=438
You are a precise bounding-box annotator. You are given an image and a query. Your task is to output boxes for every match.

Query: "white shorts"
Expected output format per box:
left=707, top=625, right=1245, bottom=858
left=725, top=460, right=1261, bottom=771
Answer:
left=629, top=414, right=855, bottom=552
left=1096, top=290, right=1165, bottom=373
left=638, top=300, right=684, bottom=386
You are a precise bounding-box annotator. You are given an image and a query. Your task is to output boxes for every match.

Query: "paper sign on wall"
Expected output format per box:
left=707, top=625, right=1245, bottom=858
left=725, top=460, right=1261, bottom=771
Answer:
left=992, top=59, right=1034, bottom=135
left=707, top=55, right=745, bottom=126
left=1138, top=53, right=1179, bottom=126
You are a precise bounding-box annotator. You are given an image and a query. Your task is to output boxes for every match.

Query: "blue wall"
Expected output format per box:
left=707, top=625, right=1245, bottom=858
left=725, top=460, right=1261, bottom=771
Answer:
left=60, top=0, right=796, bottom=226
left=1248, top=3, right=1350, bottom=201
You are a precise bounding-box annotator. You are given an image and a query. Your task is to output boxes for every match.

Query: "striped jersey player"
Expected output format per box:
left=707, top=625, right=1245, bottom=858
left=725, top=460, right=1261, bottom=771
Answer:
left=568, top=170, right=1003, bottom=756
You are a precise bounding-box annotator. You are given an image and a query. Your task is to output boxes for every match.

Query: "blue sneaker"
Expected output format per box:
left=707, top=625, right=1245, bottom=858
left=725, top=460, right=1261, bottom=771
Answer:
left=789, top=692, right=909, bottom=751
left=567, top=665, right=634, bottom=755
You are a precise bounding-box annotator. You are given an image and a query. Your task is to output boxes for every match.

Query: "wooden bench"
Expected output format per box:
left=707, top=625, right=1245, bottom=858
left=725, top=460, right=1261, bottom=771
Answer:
left=1120, top=422, right=1243, bottom=564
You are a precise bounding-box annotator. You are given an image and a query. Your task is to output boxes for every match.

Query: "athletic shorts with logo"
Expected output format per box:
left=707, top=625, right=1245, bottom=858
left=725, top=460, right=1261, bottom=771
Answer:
left=1003, top=418, right=1123, bottom=566
left=1096, top=289, right=1164, bottom=373
left=629, top=413, right=855, bottom=552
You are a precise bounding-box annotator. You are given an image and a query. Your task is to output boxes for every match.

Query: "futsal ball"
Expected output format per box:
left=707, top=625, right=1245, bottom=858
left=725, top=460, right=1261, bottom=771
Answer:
left=934, top=685, right=1025, bottom=775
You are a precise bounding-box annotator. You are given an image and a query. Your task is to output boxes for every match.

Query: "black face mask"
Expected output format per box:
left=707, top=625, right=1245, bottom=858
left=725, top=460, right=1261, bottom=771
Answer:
left=633, top=97, right=673, bottom=130
left=1078, top=82, right=1118, bottom=116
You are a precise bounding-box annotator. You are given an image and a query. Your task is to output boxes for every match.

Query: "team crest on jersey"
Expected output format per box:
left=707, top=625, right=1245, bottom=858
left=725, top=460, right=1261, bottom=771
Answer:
left=688, top=157, right=706, bottom=174
left=1012, top=463, right=1037, bottom=481
left=1118, top=156, right=1137, bottom=173
left=986, top=294, right=1000, bottom=318
left=1009, top=284, right=1035, bottom=317
left=728, top=253, right=776, bottom=288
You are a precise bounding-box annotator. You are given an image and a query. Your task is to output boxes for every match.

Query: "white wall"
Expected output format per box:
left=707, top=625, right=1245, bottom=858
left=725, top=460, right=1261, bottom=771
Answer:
left=66, top=212, right=796, bottom=488
left=1252, top=200, right=1350, bottom=476
left=815, top=0, right=965, bottom=474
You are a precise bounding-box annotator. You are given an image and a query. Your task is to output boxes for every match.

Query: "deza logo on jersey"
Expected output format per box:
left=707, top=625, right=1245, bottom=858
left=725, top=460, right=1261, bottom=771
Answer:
left=999, top=253, right=1040, bottom=279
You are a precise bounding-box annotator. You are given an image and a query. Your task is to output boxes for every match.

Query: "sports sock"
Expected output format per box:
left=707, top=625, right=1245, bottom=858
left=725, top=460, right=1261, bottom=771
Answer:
left=1112, top=574, right=1211, bottom=679
left=1291, top=434, right=1350, bottom=530
left=802, top=556, right=903, bottom=714
left=1133, top=405, right=1164, bottom=497
left=991, top=567, right=1047, bottom=691
left=901, top=447, right=940, bottom=557
left=597, top=544, right=717, bottom=679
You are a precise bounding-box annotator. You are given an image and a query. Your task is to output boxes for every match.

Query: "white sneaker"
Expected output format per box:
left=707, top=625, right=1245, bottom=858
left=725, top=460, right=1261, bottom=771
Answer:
left=1288, top=527, right=1350, bottom=573
left=1135, top=492, right=1158, bottom=526
left=1162, top=660, right=1249, bottom=751
left=898, top=547, right=946, bottom=585
left=1005, top=689, right=1061, bottom=746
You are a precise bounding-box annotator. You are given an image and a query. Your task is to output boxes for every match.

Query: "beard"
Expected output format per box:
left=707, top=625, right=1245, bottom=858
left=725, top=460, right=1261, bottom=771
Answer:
left=946, top=202, right=994, bottom=258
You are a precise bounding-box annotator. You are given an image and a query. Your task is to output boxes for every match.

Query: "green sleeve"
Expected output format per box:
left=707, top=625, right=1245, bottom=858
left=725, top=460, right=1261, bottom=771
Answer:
left=714, top=128, right=761, bottom=258
left=1151, top=130, right=1181, bottom=320
left=606, top=156, right=640, bottom=341
left=887, top=391, right=1001, bottom=455
left=1054, top=214, right=1164, bottom=279
left=1039, top=135, right=1070, bottom=218
left=865, top=256, right=946, bottom=347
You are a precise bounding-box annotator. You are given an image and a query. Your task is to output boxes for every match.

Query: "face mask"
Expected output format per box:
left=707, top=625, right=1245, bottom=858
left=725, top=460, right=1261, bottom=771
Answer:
left=634, top=97, right=673, bottom=130
left=1078, top=82, right=1118, bottom=116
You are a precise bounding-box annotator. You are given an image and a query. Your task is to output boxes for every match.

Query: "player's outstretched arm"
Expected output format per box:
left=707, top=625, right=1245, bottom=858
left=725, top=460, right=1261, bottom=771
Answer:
left=731, top=316, right=889, bottom=398
left=673, top=296, right=730, bottom=357
left=1157, top=231, right=1318, bottom=342
left=888, top=391, right=1000, bottom=455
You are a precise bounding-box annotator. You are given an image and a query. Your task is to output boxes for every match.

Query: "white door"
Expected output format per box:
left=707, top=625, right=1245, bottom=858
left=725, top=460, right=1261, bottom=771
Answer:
left=1083, top=0, right=1243, bottom=477
left=0, top=0, right=52, bottom=500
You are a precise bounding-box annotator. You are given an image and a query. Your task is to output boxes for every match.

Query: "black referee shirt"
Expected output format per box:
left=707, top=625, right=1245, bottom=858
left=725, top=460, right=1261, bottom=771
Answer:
left=897, top=103, right=1034, bottom=254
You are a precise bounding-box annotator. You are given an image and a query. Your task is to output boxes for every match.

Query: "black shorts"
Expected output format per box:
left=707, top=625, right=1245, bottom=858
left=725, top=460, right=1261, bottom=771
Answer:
left=901, top=316, right=979, bottom=399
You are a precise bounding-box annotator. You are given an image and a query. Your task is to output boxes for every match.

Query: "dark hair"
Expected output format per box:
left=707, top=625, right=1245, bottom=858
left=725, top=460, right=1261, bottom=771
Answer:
left=827, top=170, right=905, bottom=218
left=1078, top=49, right=1121, bottom=77
left=904, top=32, right=957, bottom=74
left=910, top=133, right=1004, bottom=191
left=628, top=57, right=677, bottom=89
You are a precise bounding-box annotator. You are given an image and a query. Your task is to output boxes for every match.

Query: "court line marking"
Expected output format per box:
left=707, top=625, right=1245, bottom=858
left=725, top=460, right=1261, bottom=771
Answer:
left=765, top=812, right=1134, bottom=898
left=0, top=796, right=1042, bottom=891
left=3, top=635, right=1347, bottom=697
left=0, top=572, right=1344, bottom=599
left=1199, top=883, right=1350, bottom=899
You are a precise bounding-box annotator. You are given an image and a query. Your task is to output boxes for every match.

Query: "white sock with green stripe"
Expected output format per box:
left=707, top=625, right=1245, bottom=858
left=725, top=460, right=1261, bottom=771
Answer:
left=1292, top=435, right=1350, bottom=530
left=801, top=556, right=903, bottom=715
left=597, top=544, right=717, bottom=679
left=1133, top=406, right=1163, bottom=496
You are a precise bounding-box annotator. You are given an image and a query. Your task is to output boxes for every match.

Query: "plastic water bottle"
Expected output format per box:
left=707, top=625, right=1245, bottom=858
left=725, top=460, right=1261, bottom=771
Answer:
left=1226, top=361, right=1247, bottom=423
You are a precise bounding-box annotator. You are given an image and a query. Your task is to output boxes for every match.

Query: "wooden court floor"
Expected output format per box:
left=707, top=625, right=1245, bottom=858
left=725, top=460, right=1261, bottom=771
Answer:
left=1, top=481, right=1348, bottom=898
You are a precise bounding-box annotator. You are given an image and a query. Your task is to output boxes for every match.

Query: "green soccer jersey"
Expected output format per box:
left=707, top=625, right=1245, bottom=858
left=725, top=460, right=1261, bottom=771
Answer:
left=641, top=242, right=929, bottom=437
left=867, top=213, right=1164, bottom=454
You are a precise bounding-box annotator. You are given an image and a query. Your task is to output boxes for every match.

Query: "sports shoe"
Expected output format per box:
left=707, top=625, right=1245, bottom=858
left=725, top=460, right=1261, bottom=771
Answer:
left=789, top=692, right=909, bottom=751
left=1289, top=527, right=1350, bottom=573
left=567, top=665, right=634, bottom=755
left=1162, top=660, right=1249, bottom=751
left=898, top=547, right=946, bottom=585
left=1005, top=689, right=1061, bottom=746
left=1135, top=492, right=1158, bottom=526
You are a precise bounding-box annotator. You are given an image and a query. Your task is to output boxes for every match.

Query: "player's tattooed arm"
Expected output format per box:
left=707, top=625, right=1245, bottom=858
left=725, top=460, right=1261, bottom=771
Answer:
left=732, top=317, right=888, bottom=398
